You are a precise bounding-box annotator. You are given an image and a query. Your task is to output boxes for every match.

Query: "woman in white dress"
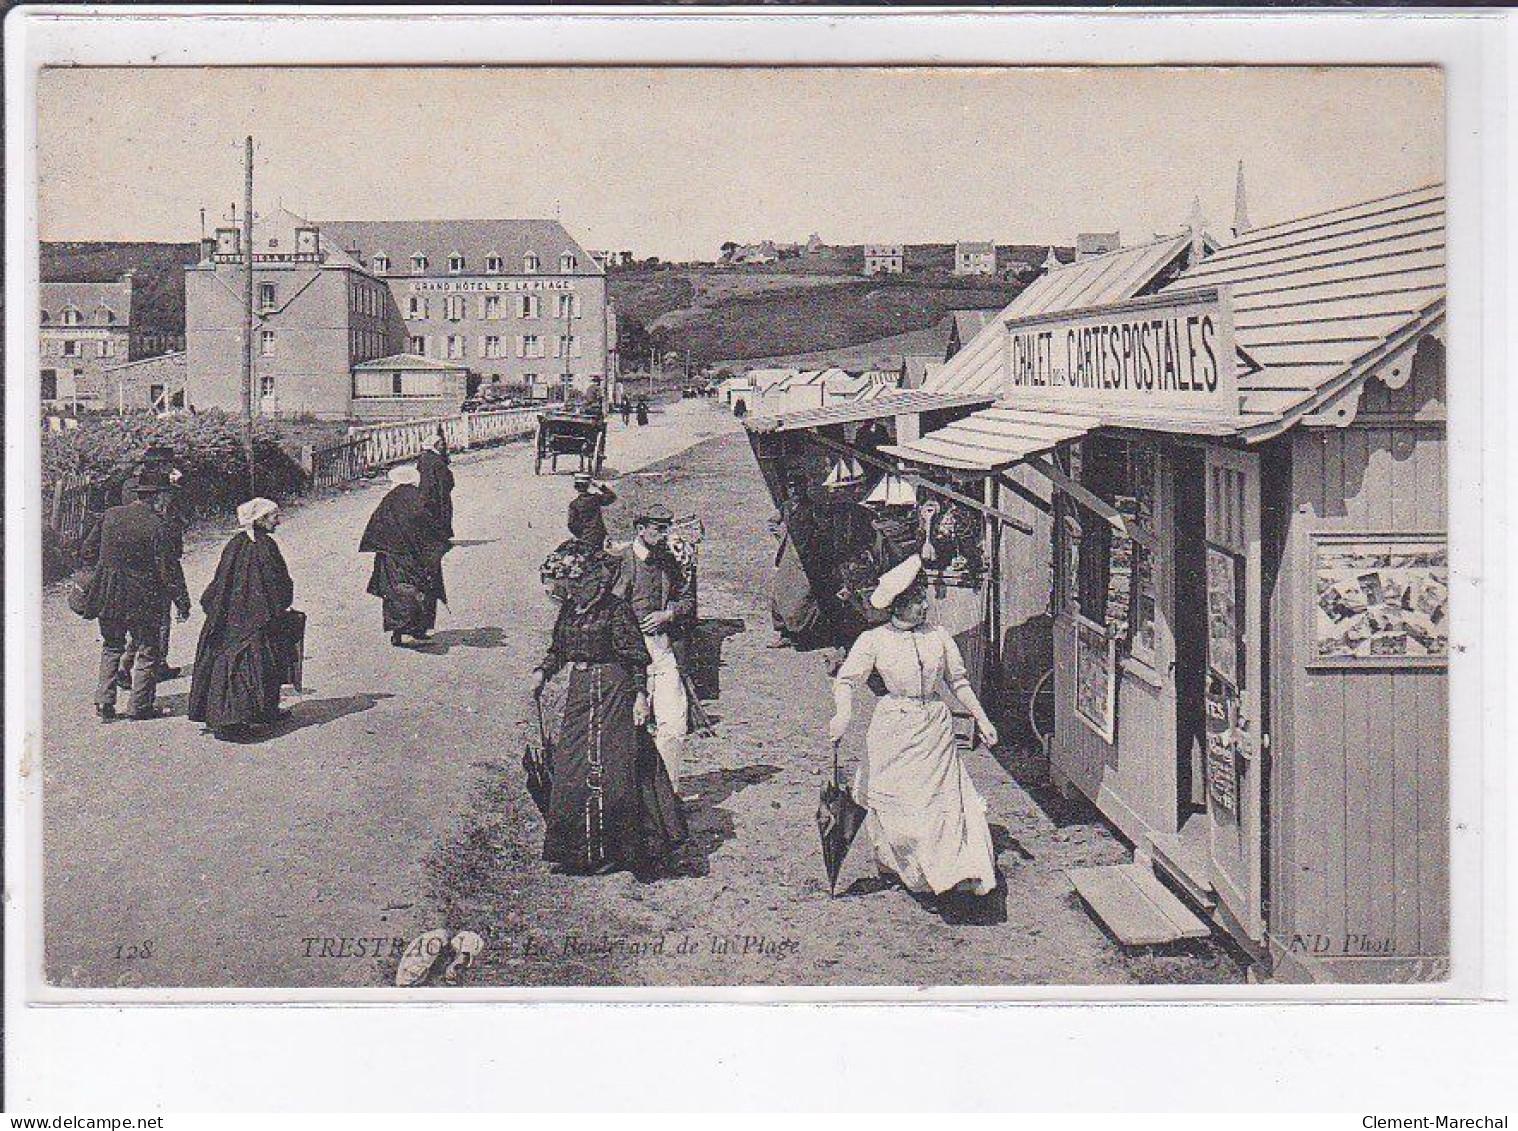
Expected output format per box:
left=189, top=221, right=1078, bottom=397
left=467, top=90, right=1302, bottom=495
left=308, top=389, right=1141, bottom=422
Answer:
left=828, top=554, right=1001, bottom=898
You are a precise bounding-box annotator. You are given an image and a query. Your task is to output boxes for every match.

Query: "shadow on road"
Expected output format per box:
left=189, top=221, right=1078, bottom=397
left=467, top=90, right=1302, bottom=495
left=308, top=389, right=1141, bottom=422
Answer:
left=685, top=616, right=746, bottom=701
left=412, top=627, right=512, bottom=653
left=210, top=692, right=396, bottom=744
left=662, top=762, right=781, bottom=879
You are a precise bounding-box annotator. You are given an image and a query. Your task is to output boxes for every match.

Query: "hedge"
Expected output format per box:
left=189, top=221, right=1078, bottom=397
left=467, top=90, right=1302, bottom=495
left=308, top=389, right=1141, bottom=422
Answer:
left=42, top=410, right=307, bottom=517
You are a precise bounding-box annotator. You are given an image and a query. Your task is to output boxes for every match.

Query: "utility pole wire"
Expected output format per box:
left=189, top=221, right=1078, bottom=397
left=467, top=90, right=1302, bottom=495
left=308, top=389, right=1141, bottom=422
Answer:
left=242, top=135, right=256, bottom=499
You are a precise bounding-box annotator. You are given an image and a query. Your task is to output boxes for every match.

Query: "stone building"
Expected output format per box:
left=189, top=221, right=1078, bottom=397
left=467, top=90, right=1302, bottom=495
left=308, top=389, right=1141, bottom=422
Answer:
left=39, top=274, right=136, bottom=405
left=953, top=240, right=997, bottom=276
left=316, top=218, right=608, bottom=402
left=862, top=244, right=904, bottom=275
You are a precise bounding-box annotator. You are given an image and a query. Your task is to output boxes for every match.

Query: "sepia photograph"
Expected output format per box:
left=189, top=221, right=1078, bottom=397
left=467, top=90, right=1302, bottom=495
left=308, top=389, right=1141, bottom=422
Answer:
left=20, top=58, right=1458, bottom=996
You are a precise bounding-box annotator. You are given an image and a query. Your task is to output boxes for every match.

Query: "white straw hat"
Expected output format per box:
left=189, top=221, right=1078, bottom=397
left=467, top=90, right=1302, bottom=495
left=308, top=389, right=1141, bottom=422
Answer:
left=870, top=553, right=924, bottom=610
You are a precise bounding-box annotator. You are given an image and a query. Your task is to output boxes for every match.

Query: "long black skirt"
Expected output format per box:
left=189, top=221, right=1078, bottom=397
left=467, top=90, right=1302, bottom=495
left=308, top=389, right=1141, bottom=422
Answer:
left=367, top=553, right=440, bottom=635
left=187, top=626, right=283, bottom=729
left=543, top=661, right=687, bottom=874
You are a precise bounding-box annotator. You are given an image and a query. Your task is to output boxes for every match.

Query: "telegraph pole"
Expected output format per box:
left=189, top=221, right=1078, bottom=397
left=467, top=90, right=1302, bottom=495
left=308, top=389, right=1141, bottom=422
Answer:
left=242, top=136, right=256, bottom=497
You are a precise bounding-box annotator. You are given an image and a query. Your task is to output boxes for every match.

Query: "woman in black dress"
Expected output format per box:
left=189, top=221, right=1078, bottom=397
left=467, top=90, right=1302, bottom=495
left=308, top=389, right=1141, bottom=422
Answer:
left=529, top=553, right=687, bottom=875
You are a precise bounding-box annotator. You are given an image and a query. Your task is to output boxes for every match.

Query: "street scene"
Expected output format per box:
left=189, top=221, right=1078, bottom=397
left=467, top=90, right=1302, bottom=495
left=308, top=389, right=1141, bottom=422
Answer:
left=33, top=65, right=1448, bottom=990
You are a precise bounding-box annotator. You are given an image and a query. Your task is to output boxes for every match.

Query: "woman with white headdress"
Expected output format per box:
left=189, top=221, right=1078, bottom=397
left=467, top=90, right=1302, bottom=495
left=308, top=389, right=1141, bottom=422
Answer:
left=188, top=498, right=295, bottom=739
left=828, top=553, right=1000, bottom=901
left=359, top=463, right=451, bottom=646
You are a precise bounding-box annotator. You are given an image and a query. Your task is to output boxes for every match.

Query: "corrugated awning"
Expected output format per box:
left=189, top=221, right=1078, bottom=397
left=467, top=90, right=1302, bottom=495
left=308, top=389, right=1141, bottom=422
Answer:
left=881, top=400, right=1245, bottom=473
left=743, top=390, right=995, bottom=435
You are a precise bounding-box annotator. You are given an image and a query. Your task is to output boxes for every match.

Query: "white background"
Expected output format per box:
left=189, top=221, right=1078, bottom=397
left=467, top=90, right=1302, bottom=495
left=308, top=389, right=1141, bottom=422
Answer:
left=5, top=5, right=1514, bottom=1111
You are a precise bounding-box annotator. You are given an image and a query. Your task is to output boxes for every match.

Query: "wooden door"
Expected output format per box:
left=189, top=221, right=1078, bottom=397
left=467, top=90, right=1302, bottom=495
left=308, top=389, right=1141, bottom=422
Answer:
left=1203, top=446, right=1265, bottom=941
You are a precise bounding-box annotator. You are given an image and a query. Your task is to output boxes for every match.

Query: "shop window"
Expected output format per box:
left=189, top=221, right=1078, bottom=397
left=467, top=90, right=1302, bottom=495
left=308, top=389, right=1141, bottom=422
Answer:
left=1061, top=437, right=1158, bottom=662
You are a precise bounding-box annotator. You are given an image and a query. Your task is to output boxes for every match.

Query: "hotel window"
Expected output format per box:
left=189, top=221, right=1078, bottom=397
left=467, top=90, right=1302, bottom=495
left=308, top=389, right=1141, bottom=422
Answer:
left=445, top=295, right=466, bottom=321
left=519, top=334, right=541, bottom=358
left=449, top=254, right=465, bottom=274
left=483, top=335, right=501, bottom=359
left=98, top=339, right=115, bottom=358
left=559, top=253, right=578, bottom=273
left=523, top=253, right=540, bottom=274
left=62, top=307, right=82, bottom=327
left=518, top=294, right=540, bottom=319
left=259, top=282, right=277, bottom=311
left=408, top=334, right=427, bottom=356
left=407, top=296, right=428, bottom=320
left=260, top=330, right=276, bottom=357
left=555, top=334, right=580, bottom=358
left=483, top=295, right=502, bottom=320
left=99, top=306, right=118, bottom=324
left=62, top=339, right=79, bottom=356
left=555, top=294, right=581, bottom=319
left=260, top=374, right=275, bottom=398
left=485, top=255, right=503, bottom=274
left=445, top=335, right=465, bottom=359
left=373, top=254, right=390, bottom=273
left=412, top=253, right=429, bottom=274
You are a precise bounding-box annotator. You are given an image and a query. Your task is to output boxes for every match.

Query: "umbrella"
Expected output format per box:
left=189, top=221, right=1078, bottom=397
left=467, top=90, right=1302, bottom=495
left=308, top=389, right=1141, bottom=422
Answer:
left=816, top=740, right=868, bottom=896
left=523, top=693, right=554, bottom=818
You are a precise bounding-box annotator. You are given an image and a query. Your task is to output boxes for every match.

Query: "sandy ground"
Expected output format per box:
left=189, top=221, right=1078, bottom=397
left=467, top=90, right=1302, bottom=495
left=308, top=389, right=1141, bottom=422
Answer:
left=39, top=400, right=732, bottom=988
left=414, top=422, right=1248, bottom=989
left=39, top=398, right=1244, bottom=990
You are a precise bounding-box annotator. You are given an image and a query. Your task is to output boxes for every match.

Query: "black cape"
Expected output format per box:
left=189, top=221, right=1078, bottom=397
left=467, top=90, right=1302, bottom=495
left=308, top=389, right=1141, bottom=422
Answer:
left=416, top=449, right=455, bottom=540
left=187, top=529, right=294, bottom=727
left=360, top=483, right=450, bottom=603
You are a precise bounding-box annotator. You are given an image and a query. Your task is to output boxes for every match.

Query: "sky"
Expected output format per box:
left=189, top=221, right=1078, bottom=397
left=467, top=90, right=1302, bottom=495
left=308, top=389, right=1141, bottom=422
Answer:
left=37, top=66, right=1443, bottom=260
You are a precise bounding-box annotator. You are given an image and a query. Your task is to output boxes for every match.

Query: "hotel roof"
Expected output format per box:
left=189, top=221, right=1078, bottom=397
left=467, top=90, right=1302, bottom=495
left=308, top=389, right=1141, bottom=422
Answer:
left=316, top=219, right=603, bottom=278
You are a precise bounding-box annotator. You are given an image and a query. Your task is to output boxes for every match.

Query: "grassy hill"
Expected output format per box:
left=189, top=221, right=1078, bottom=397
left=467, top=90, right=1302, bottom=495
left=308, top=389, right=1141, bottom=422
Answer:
left=40, top=241, right=200, bottom=333
left=610, top=243, right=1070, bottom=364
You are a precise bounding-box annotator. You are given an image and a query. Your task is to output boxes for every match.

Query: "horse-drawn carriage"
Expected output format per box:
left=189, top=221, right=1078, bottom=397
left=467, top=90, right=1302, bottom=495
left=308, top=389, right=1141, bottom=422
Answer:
left=533, top=409, right=607, bottom=476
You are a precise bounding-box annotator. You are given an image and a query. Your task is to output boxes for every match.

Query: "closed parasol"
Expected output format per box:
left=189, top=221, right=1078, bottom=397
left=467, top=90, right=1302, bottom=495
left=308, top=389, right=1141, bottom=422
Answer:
left=523, top=693, right=554, bottom=818
left=816, top=739, right=867, bottom=896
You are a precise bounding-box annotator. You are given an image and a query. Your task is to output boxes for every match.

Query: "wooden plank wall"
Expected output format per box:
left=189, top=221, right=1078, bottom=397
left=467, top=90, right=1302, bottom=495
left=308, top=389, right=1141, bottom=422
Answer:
left=993, top=464, right=1055, bottom=695
left=1271, top=337, right=1448, bottom=973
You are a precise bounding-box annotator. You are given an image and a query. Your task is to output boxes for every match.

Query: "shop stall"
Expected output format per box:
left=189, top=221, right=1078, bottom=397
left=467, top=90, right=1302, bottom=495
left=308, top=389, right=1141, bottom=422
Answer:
left=881, top=183, right=1448, bottom=981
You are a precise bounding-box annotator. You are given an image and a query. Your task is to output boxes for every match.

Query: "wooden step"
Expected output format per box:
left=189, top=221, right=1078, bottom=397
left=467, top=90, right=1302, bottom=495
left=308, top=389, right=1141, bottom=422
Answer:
left=1068, top=863, right=1213, bottom=946
left=1147, top=831, right=1217, bottom=911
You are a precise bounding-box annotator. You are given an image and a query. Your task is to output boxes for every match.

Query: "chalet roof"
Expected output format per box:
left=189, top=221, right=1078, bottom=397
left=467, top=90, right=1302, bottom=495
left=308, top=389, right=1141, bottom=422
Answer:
left=315, top=219, right=603, bottom=278
left=1167, top=181, right=1445, bottom=438
left=882, top=183, right=1446, bottom=470
left=745, top=390, right=995, bottom=435
left=923, top=232, right=1199, bottom=397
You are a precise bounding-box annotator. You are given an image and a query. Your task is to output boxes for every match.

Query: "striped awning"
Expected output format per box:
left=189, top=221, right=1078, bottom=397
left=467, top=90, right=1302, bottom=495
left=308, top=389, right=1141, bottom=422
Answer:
left=743, top=390, right=995, bottom=435
left=881, top=400, right=1244, bottom=473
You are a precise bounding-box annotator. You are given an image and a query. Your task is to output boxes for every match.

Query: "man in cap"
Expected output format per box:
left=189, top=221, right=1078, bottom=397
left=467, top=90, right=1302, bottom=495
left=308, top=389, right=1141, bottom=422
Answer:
left=610, top=502, right=695, bottom=792
left=81, top=480, right=191, bottom=721
left=567, top=472, right=617, bottom=550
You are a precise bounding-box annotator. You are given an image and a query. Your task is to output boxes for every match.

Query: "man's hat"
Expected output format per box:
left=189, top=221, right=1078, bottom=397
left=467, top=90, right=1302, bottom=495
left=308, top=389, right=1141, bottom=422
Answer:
left=573, top=471, right=593, bottom=487
left=635, top=502, right=674, bottom=526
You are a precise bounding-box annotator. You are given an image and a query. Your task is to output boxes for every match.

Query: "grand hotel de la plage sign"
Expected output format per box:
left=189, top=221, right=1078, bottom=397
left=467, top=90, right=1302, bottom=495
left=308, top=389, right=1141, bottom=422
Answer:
left=1003, top=287, right=1238, bottom=416
left=408, top=278, right=579, bottom=294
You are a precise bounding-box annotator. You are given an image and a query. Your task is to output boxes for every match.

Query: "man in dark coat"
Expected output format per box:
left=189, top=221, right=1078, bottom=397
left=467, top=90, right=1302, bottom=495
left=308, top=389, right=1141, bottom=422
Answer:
left=567, top=472, right=617, bottom=549
left=635, top=396, right=650, bottom=427
left=416, top=434, right=455, bottom=541
left=81, top=482, right=191, bottom=721
left=360, top=464, right=451, bottom=646
left=118, top=447, right=186, bottom=682
left=188, top=498, right=297, bottom=739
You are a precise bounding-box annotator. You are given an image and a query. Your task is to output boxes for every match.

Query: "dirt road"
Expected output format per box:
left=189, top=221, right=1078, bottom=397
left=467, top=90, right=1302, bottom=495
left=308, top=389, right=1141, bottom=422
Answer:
left=40, top=400, right=734, bottom=988
left=41, top=399, right=1243, bottom=989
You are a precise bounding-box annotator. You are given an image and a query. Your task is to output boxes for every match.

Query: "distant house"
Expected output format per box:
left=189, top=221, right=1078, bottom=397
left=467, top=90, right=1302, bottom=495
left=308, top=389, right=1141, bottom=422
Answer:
left=39, top=273, right=138, bottom=407
left=1076, top=231, right=1122, bottom=260
left=954, top=241, right=996, bottom=276
left=863, top=244, right=904, bottom=276
left=100, top=349, right=187, bottom=414
left=805, top=233, right=825, bottom=255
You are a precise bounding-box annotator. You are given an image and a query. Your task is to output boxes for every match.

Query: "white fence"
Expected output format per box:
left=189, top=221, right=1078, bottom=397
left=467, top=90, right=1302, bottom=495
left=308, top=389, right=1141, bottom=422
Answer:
left=304, top=407, right=540, bottom=486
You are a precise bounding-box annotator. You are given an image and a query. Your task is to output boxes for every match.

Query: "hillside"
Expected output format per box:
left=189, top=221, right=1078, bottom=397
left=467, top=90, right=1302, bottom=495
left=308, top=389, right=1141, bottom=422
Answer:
left=610, top=243, right=1070, bottom=364
left=40, top=241, right=199, bottom=333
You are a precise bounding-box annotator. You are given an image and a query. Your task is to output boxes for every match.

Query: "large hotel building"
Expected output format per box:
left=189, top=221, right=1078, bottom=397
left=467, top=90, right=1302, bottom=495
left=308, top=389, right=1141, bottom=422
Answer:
left=185, top=210, right=612, bottom=420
